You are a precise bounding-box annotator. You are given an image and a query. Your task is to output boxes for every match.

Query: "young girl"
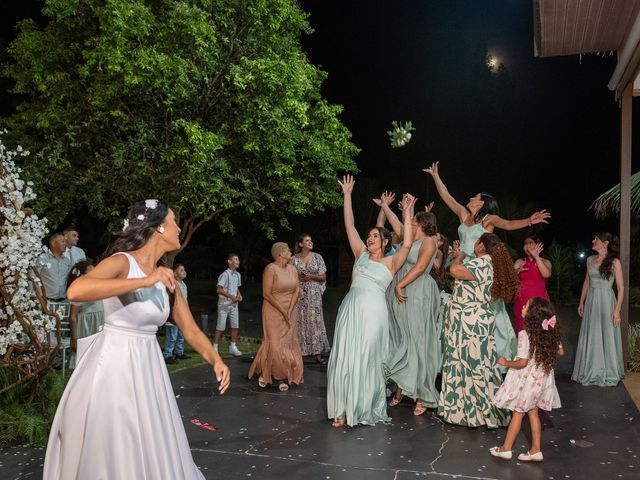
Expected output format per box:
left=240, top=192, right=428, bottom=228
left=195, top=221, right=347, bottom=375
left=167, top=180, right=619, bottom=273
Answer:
left=489, top=297, right=563, bottom=462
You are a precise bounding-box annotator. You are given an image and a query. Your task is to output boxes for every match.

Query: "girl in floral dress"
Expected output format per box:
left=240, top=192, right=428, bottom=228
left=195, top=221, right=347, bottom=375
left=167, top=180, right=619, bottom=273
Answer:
left=490, top=297, right=563, bottom=462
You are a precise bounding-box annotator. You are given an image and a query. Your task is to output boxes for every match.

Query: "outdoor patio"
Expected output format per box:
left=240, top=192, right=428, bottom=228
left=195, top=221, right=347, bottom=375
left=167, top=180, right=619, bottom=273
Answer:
left=3, top=340, right=639, bottom=480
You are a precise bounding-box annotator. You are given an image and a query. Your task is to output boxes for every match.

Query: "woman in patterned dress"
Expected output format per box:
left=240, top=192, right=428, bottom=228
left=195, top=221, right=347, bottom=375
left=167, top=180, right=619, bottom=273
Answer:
left=292, top=234, right=330, bottom=364
left=423, top=161, right=550, bottom=365
left=438, top=233, right=519, bottom=428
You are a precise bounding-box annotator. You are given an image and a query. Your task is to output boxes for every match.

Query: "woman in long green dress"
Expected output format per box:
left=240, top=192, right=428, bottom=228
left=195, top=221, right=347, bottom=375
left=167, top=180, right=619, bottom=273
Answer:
left=423, top=162, right=551, bottom=366
left=572, top=232, right=625, bottom=386
left=327, top=176, right=414, bottom=428
left=438, top=233, right=519, bottom=428
left=383, top=211, right=441, bottom=415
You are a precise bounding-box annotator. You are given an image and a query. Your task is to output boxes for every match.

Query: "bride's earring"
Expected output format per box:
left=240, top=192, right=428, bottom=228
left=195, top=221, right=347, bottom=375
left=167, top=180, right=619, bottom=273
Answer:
left=158, top=226, right=165, bottom=233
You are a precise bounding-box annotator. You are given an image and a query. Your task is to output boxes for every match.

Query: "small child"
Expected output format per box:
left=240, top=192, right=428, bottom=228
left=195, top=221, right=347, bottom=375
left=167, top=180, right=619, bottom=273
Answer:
left=489, top=297, right=564, bottom=462
left=163, top=264, right=190, bottom=364
left=214, top=253, right=243, bottom=356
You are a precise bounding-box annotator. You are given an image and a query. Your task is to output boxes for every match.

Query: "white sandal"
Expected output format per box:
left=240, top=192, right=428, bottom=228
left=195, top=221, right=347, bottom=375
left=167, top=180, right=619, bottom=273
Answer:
left=489, top=446, right=512, bottom=460
left=518, top=451, right=543, bottom=462
left=278, top=382, right=289, bottom=391
left=258, top=376, right=267, bottom=388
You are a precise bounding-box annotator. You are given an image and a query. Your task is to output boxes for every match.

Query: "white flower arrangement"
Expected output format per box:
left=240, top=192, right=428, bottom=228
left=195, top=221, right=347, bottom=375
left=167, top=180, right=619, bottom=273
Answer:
left=0, top=134, right=54, bottom=364
left=387, top=120, right=415, bottom=148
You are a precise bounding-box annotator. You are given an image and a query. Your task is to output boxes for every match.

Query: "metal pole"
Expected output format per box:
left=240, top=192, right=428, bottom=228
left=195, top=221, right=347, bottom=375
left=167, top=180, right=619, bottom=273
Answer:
left=620, top=83, right=632, bottom=367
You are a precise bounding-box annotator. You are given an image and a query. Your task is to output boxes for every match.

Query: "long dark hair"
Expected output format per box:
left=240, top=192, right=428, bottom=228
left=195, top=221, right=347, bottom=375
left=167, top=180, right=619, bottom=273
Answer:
left=524, top=297, right=562, bottom=374
left=595, top=232, right=620, bottom=280
left=103, top=200, right=169, bottom=262
left=473, top=192, right=499, bottom=223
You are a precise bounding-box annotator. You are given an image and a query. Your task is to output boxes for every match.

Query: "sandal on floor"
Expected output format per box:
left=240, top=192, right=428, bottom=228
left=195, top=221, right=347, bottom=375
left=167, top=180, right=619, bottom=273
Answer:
left=413, top=401, right=427, bottom=416
left=278, top=382, right=289, bottom=391
left=258, top=376, right=267, bottom=388
left=389, top=392, right=403, bottom=407
left=331, top=418, right=346, bottom=428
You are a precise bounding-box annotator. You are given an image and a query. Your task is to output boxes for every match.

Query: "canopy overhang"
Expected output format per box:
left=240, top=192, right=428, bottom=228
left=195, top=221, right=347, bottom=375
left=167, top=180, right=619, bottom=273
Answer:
left=533, top=0, right=636, bottom=366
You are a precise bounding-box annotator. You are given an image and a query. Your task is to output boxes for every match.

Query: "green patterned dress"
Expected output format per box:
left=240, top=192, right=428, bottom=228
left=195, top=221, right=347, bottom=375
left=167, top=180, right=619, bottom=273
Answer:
left=437, top=255, right=510, bottom=428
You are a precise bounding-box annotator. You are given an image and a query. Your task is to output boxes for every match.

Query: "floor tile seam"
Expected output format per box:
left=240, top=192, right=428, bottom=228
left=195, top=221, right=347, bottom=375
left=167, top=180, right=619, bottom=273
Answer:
left=191, top=447, right=504, bottom=480
left=191, top=447, right=430, bottom=475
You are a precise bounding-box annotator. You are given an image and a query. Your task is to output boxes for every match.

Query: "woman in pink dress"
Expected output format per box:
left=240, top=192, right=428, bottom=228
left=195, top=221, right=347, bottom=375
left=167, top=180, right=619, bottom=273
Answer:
left=513, top=235, right=552, bottom=333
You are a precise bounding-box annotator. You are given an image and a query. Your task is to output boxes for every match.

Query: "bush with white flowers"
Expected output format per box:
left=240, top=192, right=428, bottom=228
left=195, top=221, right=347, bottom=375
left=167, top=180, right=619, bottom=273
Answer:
left=0, top=133, right=56, bottom=394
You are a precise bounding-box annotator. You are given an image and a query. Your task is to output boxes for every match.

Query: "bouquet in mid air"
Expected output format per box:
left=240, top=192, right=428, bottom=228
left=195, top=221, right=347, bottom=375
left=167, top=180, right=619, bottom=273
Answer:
left=387, top=120, right=414, bottom=148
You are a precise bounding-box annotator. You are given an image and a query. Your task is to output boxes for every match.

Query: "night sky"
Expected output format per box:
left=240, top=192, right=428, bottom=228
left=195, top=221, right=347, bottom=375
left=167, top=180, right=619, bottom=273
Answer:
left=1, top=0, right=637, bottom=253
left=299, top=0, right=637, bottom=245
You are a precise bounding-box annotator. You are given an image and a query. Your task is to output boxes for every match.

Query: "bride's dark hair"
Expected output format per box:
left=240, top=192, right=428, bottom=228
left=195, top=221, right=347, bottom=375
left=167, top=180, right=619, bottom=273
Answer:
left=103, top=200, right=169, bottom=262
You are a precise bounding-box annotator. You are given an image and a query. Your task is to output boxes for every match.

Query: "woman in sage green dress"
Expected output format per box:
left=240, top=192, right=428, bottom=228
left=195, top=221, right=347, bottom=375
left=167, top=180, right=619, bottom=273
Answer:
left=383, top=211, right=441, bottom=415
left=327, top=176, right=414, bottom=428
left=438, top=233, right=519, bottom=428
left=572, top=232, right=624, bottom=386
left=423, top=161, right=551, bottom=366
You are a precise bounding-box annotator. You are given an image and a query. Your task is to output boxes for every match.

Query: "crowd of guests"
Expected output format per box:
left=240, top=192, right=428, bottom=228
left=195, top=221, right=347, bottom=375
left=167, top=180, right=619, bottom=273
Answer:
left=40, top=170, right=627, bottom=476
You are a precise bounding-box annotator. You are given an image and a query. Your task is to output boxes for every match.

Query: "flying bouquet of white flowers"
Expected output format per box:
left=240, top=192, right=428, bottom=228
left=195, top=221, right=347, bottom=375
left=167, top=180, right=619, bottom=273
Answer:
left=387, top=120, right=415, bottom=148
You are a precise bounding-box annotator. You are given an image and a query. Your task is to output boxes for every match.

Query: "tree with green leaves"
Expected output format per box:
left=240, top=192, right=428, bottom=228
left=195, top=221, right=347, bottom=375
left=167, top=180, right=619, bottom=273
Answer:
left=2, top=0, right=358, bottom=252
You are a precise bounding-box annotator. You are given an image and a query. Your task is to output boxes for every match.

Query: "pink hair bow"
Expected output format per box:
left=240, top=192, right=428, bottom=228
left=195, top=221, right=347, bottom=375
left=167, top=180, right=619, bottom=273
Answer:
left=542, top=315, right=557, bottom=330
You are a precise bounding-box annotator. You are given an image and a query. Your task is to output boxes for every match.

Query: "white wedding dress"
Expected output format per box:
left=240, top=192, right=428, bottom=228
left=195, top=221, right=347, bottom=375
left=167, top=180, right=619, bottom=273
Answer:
left=44, top=252, right=205, bottom=479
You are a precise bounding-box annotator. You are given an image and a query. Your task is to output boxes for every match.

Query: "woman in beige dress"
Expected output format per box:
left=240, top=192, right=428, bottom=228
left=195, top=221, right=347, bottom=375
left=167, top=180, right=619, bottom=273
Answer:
left=248, top=242, right=304, bottom=391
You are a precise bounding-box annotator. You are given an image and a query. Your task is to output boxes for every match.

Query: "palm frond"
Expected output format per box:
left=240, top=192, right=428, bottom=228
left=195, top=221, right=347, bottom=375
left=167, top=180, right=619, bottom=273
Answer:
left=590, top=171, right=640, bottom=219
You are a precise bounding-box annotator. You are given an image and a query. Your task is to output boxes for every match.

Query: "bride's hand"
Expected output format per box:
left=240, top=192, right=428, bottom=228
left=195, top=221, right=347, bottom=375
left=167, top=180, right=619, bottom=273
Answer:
left=145, top=267, right=176, bottom=292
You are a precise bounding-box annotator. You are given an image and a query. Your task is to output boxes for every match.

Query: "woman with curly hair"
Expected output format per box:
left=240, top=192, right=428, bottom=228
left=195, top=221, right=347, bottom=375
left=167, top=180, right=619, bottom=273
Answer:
left=572, top=232, right=625, bottom=386
left=490, top=297, right=563, bottom=462
left=423, top=161, right=551, bottom=365
left=438, top=233, right=519, bottom=428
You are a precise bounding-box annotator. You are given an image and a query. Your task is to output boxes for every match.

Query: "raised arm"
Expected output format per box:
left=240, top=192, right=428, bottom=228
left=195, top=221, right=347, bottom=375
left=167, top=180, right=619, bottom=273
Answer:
left=485, top=209, right=551, bottom=232
left=529, top=242, right=552, bottom=279
left=390, top=194, right=416, bottom=274
left=172, top=286, right=230, bottom=394
left=373, top=191, right=403, bottom=242
left=423, top=162, right=468, bottom=222
left=339, top=175, right=366, bottom=258
left=612, top=258, right=624, bottom=326
left=67, top=255, right=176, bottom=302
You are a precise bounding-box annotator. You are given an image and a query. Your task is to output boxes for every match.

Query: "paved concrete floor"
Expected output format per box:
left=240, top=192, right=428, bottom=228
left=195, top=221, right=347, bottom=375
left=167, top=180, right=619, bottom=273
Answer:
left=4, top=356, right=639, bottom=480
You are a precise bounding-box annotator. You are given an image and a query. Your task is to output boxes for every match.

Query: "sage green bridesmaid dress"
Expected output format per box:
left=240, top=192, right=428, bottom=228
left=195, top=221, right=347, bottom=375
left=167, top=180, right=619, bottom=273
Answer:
left=327, top=252, right=393, bottom=426
left=384, top=238, right=441, bottom=406
left=571, top=258, right=624, bottom=386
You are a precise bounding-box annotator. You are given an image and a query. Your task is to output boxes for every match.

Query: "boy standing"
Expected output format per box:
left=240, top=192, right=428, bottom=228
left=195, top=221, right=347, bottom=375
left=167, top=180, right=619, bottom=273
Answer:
left=214, top=253, right=243, bottom=356
left=163, top=264, right=190, bottom=364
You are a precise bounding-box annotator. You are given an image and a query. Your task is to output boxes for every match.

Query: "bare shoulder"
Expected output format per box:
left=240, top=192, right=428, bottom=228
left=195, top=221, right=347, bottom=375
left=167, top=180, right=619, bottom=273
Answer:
left=88, top=253, right=130, bottom=279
